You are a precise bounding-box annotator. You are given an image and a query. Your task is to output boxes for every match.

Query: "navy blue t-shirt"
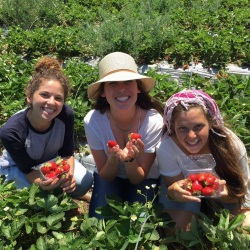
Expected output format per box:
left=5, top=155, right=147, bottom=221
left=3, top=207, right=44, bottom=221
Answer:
left=0, top=104, right=75, bottom=174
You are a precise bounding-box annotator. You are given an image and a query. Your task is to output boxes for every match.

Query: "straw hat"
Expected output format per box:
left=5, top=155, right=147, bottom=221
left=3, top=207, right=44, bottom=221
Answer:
left=87, top=52, right=155, bottom=100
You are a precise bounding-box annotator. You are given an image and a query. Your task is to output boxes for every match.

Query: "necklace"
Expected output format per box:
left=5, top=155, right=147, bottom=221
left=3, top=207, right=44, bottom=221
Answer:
left=108, top=107, right=141, bottom=133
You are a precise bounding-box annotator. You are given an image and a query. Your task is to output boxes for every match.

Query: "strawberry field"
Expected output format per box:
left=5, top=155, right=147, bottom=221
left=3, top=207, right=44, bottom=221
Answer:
left=0, top=0, right=250, bottom=249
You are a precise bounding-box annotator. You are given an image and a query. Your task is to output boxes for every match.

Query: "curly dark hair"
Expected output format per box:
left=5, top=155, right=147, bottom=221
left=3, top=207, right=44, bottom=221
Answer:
left=25, top=57, right=70, bottom=102
left=92, top=80, right=164, bottom=115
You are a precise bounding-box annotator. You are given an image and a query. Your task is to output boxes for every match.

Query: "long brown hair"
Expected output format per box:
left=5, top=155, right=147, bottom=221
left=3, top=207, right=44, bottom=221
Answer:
left=92, top=79, right=164, bottom=115
left=166, top=103, right=247, bottom=205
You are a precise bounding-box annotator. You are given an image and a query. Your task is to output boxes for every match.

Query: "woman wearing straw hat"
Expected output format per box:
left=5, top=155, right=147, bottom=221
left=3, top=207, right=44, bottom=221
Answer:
left=84, top=52, right=164, bottom=218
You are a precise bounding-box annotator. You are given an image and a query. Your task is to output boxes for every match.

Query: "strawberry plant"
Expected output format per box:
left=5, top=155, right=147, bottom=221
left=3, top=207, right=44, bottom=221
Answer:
left=0, top=176, right=79, bottom=249
left=0, top=176, right=250, bottom=249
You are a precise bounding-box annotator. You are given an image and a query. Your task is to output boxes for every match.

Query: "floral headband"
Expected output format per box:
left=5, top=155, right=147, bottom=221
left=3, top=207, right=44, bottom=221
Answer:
left=164, top=89, right=225, bottom=136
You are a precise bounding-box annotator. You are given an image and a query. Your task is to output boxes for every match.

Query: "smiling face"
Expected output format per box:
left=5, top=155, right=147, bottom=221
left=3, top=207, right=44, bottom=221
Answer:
left=101, top=80, right=141, bottom=111
left=27, top=80, right=64, bottom=125
left=172, top=106, right=212, bottom=154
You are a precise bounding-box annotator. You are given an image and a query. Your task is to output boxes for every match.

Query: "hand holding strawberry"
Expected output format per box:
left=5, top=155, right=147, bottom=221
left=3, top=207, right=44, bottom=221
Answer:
left=122, top=133, right=144, bottom=162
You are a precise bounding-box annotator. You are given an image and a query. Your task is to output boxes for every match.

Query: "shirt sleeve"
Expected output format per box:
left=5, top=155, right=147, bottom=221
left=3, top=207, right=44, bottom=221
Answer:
left=0, top=113, right=38, bottom=174
left=84, top=110, right=108, bottom=151
left=140, top=109, right=163, bottom=153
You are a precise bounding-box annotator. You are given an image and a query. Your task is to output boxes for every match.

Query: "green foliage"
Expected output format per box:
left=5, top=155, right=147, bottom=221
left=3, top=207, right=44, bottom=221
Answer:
left=1, top=26, right=94, bottom=60
left=163, top=210, right=250, bottom=250
left=0, top=0, right=63, bottom=29
left=0, top=177, right=249, bottom=249
left=0, top=0, right=249, bottom=67
left=0, top=176, right=79, bottom=249
left=63, top=58, right=99, bottom=142
left=0, top=1, right=249, bottom=248
left=76, top=188, right=173, bottom=249
left=0, top=51, right=31, bottom=123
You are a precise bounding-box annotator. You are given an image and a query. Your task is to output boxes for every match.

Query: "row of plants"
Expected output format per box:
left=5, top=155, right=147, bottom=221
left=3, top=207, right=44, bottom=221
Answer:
left=0, top=1, right=249, bottom=248
left=0, top=53, right=249, bottom=152
left=0, top=176, right=249, bottom=249
left=0, top=0, right=249, bottom=67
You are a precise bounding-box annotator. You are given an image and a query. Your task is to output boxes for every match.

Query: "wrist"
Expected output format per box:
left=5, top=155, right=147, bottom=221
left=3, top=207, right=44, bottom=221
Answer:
left=124, top=158, right=135, bottom=163
left=108, top=155, right=120, bottom=164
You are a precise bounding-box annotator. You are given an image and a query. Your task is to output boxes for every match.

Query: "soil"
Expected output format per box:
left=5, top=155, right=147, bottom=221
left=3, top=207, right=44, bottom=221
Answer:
left=72, top=189, right=92, bottom=214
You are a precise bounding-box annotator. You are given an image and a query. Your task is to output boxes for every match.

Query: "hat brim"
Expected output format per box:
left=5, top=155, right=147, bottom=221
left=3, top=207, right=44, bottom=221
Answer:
left=88, top=71, right=155, bottom=100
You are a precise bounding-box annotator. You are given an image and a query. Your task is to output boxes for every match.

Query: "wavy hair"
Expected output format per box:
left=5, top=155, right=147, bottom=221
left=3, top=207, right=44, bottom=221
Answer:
left=25, top=57, right=70, bottom=102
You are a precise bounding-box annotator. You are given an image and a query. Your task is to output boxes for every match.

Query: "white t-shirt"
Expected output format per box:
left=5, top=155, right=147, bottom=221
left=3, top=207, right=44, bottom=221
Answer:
left=84, top=109, right=163, bottom=179
left=156, top=129, right=250, bottom=207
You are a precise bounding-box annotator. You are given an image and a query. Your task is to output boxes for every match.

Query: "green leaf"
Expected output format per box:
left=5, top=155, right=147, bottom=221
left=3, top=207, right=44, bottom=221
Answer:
left=25, top=222, right=33, bottom=234
left=144, top=229, right=159, bottom=241
left=36, top=237, right=47, bottom=250
left=95, top=231, right=105, bottom=240
left=52, top=231, right=65, bottom=240
left=36, top=194, right=58, bottom=210
left=218, top=209, right=230, bottom=229
left=228, top=214, right=245, bottom=230
left=36, top=222, right=48, bottom=234
left=46, top=212, right=65, bottom=227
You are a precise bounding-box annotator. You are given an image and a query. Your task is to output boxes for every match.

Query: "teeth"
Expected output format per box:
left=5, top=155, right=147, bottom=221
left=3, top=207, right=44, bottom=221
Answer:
left=44, top=108, right=54, bottom=114
left=117, top=96, right=129, bottom=101
left=188, top=140, right=198, bottom=145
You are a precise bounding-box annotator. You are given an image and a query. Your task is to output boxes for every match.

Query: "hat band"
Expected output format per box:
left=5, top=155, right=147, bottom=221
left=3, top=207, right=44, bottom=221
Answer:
left=101, top=69, right=137, bottom=79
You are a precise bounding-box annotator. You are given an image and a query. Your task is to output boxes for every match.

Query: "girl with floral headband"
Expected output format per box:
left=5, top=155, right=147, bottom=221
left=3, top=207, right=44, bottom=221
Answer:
left=156, top=89, right=250, bottom=230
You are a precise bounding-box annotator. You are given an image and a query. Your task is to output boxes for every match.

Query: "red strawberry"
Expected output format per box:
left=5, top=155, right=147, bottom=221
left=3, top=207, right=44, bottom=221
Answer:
left=201, top=187, right=214, bottom=196
left=205, top=174, right=217, bottom=186
left=107, top=140, right=117, bottom=148
left=46, top=171, right=57, bottom=179
left=55, top=167, right=63, bottom=175
left=188, top=173, right=198, bottom=182
left=41, top=166, right=51, bottom=175
left=192, top=180, right=203, bottom=192
left=63, top=163, right=70, bottom=172
left=197, top=173, right=207, bottom=182
left=47, top=161, right=57, bottom=170
left=128, top=133, right=142, bottom=140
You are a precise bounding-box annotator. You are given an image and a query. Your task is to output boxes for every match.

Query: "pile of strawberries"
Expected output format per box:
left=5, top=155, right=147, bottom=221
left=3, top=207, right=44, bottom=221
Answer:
left=185, top=172, right=220, bottom=197
left=40, top=157, right=70, bottom=179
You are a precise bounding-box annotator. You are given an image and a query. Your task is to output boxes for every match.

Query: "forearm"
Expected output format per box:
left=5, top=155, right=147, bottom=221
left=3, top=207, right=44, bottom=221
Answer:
left=26, top=170, right=42, bottom=185
left=98, top=155, right=120, bottom=181
left=124, top=159, right=146, bottom=185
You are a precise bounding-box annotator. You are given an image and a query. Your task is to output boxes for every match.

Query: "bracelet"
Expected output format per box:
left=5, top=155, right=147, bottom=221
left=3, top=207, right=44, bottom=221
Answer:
left=124, top=158, right=135, bottom=163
